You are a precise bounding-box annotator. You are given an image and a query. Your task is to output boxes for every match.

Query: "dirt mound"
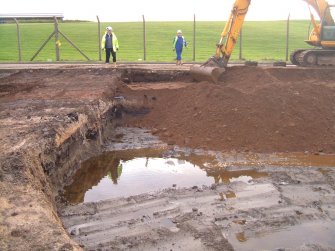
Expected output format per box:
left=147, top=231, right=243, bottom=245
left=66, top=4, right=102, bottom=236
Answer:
left=124, top=66, right=335, bottom=153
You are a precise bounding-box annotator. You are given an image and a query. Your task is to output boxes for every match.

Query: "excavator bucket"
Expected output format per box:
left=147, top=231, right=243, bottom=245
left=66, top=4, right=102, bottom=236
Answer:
left=190, top=65, right=226, bottom=83
left=190, top=57, right=226, bottom=83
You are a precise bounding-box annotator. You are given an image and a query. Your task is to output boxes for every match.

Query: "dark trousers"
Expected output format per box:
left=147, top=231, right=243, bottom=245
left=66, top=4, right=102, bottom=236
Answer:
left=105, top=48, right=116, bottom=63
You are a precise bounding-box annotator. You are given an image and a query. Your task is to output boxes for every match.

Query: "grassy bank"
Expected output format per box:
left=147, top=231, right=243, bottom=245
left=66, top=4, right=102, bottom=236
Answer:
left=0, top=20, right=312, bottom=62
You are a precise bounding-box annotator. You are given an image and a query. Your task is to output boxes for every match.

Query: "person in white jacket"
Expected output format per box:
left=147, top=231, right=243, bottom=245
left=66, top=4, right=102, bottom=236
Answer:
left=172, top=30, right=187, bottom=65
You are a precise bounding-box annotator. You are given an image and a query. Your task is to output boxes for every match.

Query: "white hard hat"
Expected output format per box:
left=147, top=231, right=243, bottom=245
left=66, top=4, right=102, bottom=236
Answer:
left=106, top=26, right=112, bottom=31
left=177, top=30, right=182, bottom=34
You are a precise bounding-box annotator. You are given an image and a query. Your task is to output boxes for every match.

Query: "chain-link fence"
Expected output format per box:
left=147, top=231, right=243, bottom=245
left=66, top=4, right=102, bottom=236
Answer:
left=0, top=15, right=312, bottom=63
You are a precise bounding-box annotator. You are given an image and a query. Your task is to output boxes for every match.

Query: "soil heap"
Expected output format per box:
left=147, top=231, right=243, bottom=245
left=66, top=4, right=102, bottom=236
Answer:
left=124, top=66, right=335, bottom=153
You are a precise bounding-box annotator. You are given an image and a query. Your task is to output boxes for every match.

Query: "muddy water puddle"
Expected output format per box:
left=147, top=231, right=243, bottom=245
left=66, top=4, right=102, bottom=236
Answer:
left=67, top=157, right=213, bottom=203
left=63, top=149, right=269, bottom=204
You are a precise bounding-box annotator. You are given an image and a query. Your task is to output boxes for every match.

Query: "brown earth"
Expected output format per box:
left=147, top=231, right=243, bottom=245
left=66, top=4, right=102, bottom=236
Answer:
left=0, top=64, right=335, bottom=250
left=124, top=66, right=335, bottom=153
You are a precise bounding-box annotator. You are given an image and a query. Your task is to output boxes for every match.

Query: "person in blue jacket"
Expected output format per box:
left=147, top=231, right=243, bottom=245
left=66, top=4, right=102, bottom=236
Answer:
left=173, top=30, right=188, bottom=65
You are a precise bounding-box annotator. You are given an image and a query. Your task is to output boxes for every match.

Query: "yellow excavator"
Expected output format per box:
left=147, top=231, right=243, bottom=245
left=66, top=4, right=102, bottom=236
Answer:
left=191, top=0, right=335, bottom=83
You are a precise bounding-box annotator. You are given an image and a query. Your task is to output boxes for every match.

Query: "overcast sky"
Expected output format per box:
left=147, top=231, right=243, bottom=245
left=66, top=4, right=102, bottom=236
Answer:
left=2, top=0, right=335, bottom=21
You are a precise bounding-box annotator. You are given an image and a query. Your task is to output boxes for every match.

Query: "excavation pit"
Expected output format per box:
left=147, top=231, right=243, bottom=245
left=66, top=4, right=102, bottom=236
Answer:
left=1, top=64, right=335, bottom=251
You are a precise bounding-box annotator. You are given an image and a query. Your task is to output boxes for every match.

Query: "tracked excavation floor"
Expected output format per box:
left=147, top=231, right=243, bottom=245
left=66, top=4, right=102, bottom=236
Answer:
left=61, top=161, right=335, bottom=251
left=1, top=64, right=335, bottom=251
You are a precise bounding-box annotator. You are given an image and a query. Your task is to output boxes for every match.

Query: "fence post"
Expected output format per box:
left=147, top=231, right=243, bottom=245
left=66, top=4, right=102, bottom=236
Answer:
left=97, top=16, right=101, bottom=61
left=14, top=18, right=22, bottom=62
left=193, top=14, right=196, bottom=62
left=54, top=17, right=60, bottom=61
left=239, top=29, right=243, bottom=60
left=142, top=15, right=146, bottom=61
left=286, top=13, right=290, bottom=62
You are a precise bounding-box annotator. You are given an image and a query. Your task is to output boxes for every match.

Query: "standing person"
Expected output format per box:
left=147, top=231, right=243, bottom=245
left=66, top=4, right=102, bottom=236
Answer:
left=173, top=30, right=187, bottom=65
left=101, top=26, right=119, bottom=67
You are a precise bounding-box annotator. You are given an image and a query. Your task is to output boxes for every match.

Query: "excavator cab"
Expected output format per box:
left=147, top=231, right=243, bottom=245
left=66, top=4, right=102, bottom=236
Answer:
left=322, top=25, right=335, bottom=41
left=320, top=5, right=335, bottom=42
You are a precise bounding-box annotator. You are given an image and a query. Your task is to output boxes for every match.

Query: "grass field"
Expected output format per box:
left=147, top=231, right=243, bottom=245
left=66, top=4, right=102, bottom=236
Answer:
left=0, top=20, right=312, bottom=63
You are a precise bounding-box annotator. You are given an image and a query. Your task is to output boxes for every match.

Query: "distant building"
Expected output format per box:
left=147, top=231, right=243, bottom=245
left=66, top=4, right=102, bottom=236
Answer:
left=0, top=13, right=64, bottom=23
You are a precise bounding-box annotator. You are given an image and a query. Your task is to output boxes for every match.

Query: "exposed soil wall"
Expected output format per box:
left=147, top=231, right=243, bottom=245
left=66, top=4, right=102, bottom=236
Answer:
left=0, top=68, right=126, bottom=250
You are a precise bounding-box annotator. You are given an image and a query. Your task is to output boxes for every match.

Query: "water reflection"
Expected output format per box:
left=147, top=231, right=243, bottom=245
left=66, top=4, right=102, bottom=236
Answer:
left=67, top=156, right=214, bottom=203
left=208, top=169, right=268, bottom=184
left=63, top=149, right=163, bottom=204
left=107, top=163, right=123, bottom=184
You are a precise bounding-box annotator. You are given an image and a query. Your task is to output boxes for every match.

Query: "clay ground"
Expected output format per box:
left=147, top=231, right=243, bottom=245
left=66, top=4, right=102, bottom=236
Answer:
left=0, top=63, right=335, bottom=251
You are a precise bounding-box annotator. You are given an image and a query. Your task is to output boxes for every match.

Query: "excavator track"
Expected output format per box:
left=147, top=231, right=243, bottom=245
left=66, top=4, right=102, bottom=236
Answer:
left=291, top=49, right=335, bottom=67
left=290, top=49, right=305, bottom=66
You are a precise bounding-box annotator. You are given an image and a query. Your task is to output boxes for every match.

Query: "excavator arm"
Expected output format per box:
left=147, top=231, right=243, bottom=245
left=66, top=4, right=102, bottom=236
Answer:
left=211, top=0, right=251, bottom=68
left=190, top=0, right=251, bottom=83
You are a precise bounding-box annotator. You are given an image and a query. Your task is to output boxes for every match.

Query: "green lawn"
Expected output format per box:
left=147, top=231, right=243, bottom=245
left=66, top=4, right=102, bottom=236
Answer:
left=0, top=20, right=312, bottom=62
